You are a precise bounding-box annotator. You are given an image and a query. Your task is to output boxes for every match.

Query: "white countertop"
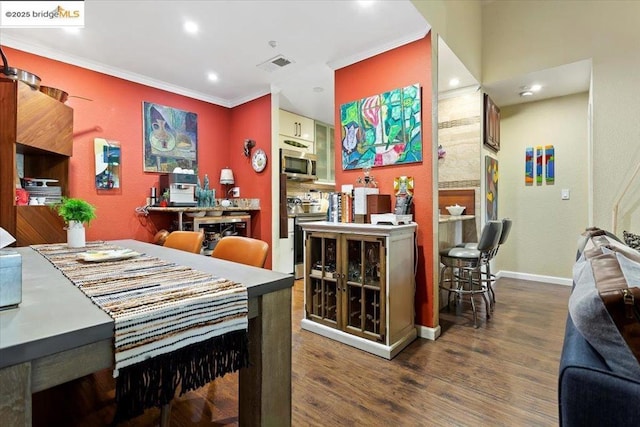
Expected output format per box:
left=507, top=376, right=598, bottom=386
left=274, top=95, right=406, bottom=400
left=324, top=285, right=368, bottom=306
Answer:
left=439, top=214, right=475, bottom=223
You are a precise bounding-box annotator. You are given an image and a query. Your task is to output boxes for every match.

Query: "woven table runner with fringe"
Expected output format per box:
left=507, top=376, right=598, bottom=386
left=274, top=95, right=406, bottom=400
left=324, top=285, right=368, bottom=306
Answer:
left=32, top=242, right=249, bottom=421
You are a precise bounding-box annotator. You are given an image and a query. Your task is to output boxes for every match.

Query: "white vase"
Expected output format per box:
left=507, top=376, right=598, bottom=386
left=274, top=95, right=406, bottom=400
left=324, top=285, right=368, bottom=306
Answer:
left=67, top=220, right=86, bottom=248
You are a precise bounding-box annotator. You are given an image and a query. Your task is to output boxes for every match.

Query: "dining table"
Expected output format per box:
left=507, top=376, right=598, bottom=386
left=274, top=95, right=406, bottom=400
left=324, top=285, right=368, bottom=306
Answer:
left=0, top=239, right=294, bottom=426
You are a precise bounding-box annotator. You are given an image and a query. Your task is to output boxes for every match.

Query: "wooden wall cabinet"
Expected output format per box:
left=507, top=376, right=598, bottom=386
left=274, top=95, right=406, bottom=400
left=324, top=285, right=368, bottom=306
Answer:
left=483, top=93, right=500, bottom=152
left=0, top=79, right=73, bottom=246
left=300, top=222, right=417, bottom=359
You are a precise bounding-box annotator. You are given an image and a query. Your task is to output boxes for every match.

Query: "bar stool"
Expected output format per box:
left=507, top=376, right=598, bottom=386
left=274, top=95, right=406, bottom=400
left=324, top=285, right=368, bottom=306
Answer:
left=439, top=220, right=503, bottom=328
left=456, top=218, right=512, bottom=311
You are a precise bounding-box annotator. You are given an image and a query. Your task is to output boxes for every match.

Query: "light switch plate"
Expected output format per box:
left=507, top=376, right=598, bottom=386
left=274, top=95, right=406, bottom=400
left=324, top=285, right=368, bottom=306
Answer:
left=561, top=189, right=570, bottom=200
left=232, top=187, right=240, bottom=197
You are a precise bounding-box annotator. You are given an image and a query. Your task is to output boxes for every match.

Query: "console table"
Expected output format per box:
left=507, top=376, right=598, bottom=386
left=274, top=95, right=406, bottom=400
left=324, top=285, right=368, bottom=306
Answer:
left=0, top=240, right=293, bottom=426
left=147, top=205, right=260, bottom=231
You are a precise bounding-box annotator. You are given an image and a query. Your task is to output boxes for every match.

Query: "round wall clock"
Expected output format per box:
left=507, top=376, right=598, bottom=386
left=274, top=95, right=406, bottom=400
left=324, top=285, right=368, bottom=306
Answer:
left=251, top=148, right=268, bottom=172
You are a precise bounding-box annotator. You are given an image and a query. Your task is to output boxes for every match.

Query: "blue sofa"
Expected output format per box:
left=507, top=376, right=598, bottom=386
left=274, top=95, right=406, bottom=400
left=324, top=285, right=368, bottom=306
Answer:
left=558, top=315, right=640, bottom=426
left=558, top=229, right=640, bottom=426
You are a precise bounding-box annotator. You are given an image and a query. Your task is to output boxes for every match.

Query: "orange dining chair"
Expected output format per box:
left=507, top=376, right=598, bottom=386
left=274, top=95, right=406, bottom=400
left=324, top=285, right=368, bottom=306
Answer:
left=162, top=230, right=204, bottom=254
left=211, top=235, right=269, bottom=268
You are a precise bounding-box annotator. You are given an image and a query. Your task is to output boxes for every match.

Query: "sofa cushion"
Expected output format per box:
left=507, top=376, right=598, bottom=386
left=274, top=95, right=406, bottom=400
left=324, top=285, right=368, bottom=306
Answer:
left=570, top=237, right=640, bottom=380
left=623, top=230, right=640, bottom=250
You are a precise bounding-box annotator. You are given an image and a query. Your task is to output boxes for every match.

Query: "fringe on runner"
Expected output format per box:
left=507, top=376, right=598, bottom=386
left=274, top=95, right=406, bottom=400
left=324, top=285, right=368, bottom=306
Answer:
left=114, top=329, right=249, bottom=422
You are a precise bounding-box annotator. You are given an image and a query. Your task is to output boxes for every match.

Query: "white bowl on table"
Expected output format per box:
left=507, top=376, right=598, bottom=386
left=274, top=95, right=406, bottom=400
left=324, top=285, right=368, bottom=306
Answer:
left=446, top=205, right=465, bottom=216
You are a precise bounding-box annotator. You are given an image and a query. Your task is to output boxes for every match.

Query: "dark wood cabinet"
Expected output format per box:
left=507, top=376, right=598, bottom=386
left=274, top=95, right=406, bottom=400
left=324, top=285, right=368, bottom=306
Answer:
left=483, top=93, right=500, bottom=152
left=0, top=79, right=73, bottom=246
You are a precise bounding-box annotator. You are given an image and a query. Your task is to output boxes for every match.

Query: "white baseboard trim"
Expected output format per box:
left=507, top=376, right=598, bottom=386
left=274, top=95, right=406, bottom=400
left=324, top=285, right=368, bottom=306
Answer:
left=497, top=270, right=573, bottom=287
left=416, top=324, right=441, bottom=341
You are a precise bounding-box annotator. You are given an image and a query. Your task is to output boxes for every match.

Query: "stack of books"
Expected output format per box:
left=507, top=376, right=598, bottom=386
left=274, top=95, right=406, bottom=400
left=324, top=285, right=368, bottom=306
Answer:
left=327, top=192, right=354, bottom=223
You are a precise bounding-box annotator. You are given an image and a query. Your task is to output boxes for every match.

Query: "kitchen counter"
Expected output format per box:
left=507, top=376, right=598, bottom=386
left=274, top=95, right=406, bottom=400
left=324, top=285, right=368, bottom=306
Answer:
left=287, top=211, right=328, bottom=219
left=439, top=214, right=477, bottom=250
left=438, top=214, right=475, bottom=223
left=147, top=205, right=260, bottom=231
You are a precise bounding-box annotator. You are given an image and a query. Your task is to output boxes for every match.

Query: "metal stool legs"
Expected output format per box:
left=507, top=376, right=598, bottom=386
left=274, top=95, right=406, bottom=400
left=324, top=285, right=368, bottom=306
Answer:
left=438, top=220, right=503, bottom=328
left=439, top=258, right=491, bottom=328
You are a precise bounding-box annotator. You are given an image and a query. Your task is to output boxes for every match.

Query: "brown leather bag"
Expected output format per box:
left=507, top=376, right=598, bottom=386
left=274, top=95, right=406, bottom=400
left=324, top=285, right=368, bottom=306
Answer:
left=590, top=252, right=640, bottom=364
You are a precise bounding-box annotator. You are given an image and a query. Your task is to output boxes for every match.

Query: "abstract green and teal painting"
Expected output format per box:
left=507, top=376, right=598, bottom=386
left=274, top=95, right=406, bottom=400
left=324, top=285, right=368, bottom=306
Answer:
left=340, top=83, right=422, bottom=170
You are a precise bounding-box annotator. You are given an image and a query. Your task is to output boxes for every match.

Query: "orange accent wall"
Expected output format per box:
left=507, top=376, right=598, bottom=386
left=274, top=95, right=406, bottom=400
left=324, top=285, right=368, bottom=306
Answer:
left=229, top=95, right=273, bottom=268
left=334, top=35, right=434, bottom=328
left=3, top=46, right=273, bottom=268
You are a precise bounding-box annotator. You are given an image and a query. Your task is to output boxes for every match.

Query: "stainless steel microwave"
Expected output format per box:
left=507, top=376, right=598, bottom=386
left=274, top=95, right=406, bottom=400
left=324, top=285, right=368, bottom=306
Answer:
left=281, top=149, right=317, bottom=181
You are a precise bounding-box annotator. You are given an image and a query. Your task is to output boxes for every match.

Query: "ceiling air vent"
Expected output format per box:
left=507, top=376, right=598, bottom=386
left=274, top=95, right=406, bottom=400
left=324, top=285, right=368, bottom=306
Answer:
left=257, top=54, right=294, bottom=72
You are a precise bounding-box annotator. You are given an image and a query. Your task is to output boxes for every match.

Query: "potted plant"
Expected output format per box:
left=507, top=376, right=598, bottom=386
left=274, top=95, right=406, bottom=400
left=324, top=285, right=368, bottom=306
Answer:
left=55, top=197, right=97, bottom=248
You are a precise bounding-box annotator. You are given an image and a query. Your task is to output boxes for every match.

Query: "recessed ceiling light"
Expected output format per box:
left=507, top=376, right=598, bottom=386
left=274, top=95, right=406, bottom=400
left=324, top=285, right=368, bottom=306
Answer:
left=184, top=21, right=198, bottom=34
left=520, top=91, right=534, bottom=97
left=207, top=72, right=218, bottom=82
left=530, top=84, right=542, bottom=92
left=63, top=28, right=81, bottom=34
left=449, top=78, right=460, bottom=87
left=358, top=0, right=375, bottom=7
left=313, top=87, right=324, bottom=93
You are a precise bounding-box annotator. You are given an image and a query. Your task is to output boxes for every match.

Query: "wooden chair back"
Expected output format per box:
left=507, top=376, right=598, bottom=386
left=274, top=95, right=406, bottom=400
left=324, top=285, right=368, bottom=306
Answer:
left=163, top=231, right=204, bottom=254
left=211, top=236, right=269, bottom=268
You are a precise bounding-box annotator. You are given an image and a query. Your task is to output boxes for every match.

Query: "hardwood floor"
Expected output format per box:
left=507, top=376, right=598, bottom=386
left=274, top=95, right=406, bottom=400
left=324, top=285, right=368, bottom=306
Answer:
left=33, top=277, right=571, bottom=426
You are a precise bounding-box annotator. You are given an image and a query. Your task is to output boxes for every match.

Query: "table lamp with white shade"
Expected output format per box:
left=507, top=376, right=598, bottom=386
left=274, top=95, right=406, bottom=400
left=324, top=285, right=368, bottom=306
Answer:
left=220, top=168, right=234, bottom=207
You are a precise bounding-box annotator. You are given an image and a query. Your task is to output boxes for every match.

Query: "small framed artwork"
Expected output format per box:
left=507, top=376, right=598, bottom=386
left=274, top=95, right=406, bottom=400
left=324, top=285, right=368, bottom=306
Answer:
left=483, top=93, right=500, bottom=152
left=94, top=138, right=121, bottom=190
left=485, top=155, right=498, bottom=222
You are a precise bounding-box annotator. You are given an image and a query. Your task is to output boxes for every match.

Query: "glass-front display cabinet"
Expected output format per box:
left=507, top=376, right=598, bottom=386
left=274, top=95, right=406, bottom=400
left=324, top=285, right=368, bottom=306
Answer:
left=301, top=222, right=417, bottom=359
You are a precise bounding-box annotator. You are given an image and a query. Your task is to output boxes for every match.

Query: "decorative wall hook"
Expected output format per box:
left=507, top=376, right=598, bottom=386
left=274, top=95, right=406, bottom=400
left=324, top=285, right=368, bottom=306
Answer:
left=243, top=139, right=256, bottom=157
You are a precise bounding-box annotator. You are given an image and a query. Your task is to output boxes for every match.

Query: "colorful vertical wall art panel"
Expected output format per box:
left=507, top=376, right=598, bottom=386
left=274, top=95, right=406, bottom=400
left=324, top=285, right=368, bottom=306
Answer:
left=525, top=146, right=534, bottom=185
left=535, top=146, right=543, bottom=185
left=545, top=145, right=555, bottom=184
left=485, top=156, right=498, bottom=223
left=525, top=145, right=556, bottom=185
left=341, top=83, right=422, bottom=170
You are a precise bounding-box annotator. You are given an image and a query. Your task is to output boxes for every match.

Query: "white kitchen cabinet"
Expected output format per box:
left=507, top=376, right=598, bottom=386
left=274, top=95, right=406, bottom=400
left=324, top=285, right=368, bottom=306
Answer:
left=314, top=121, right=335, bottom=183
left=300, top=221, right=417, bottom=359
left=276, top=217, right=294, bottom=274
left=279, top=110, right=314, bottom=153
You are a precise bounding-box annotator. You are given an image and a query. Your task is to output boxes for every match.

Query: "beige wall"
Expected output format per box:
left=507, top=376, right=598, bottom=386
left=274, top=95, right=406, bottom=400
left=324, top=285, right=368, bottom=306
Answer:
left=412, top=0, right=482, bottom=82
left=415, top=0, right=640, bottom=281
left=438, top=90, right=482, bottom=185
left=499, top=93, right=589, bottom=279
left=438, top=89, right=482, bottom=234
left=482, top=0, right=640, bottom=234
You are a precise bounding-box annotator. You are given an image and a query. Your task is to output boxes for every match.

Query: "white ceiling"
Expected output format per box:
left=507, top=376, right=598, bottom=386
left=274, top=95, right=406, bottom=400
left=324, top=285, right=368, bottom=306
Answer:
left=437, top=37, right=591, bottom=108
left=0, top=0, right=429, bottom=125
left=483, top=59, right=592, bottom=107
left=0, top=1, right=591, bottom=124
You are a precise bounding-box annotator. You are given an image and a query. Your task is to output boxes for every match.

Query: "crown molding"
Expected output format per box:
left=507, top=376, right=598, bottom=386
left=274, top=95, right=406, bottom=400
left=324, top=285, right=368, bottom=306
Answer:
left=327, top=27, right=429, bottom=70
left=2, top=35, right=232, bottom=107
